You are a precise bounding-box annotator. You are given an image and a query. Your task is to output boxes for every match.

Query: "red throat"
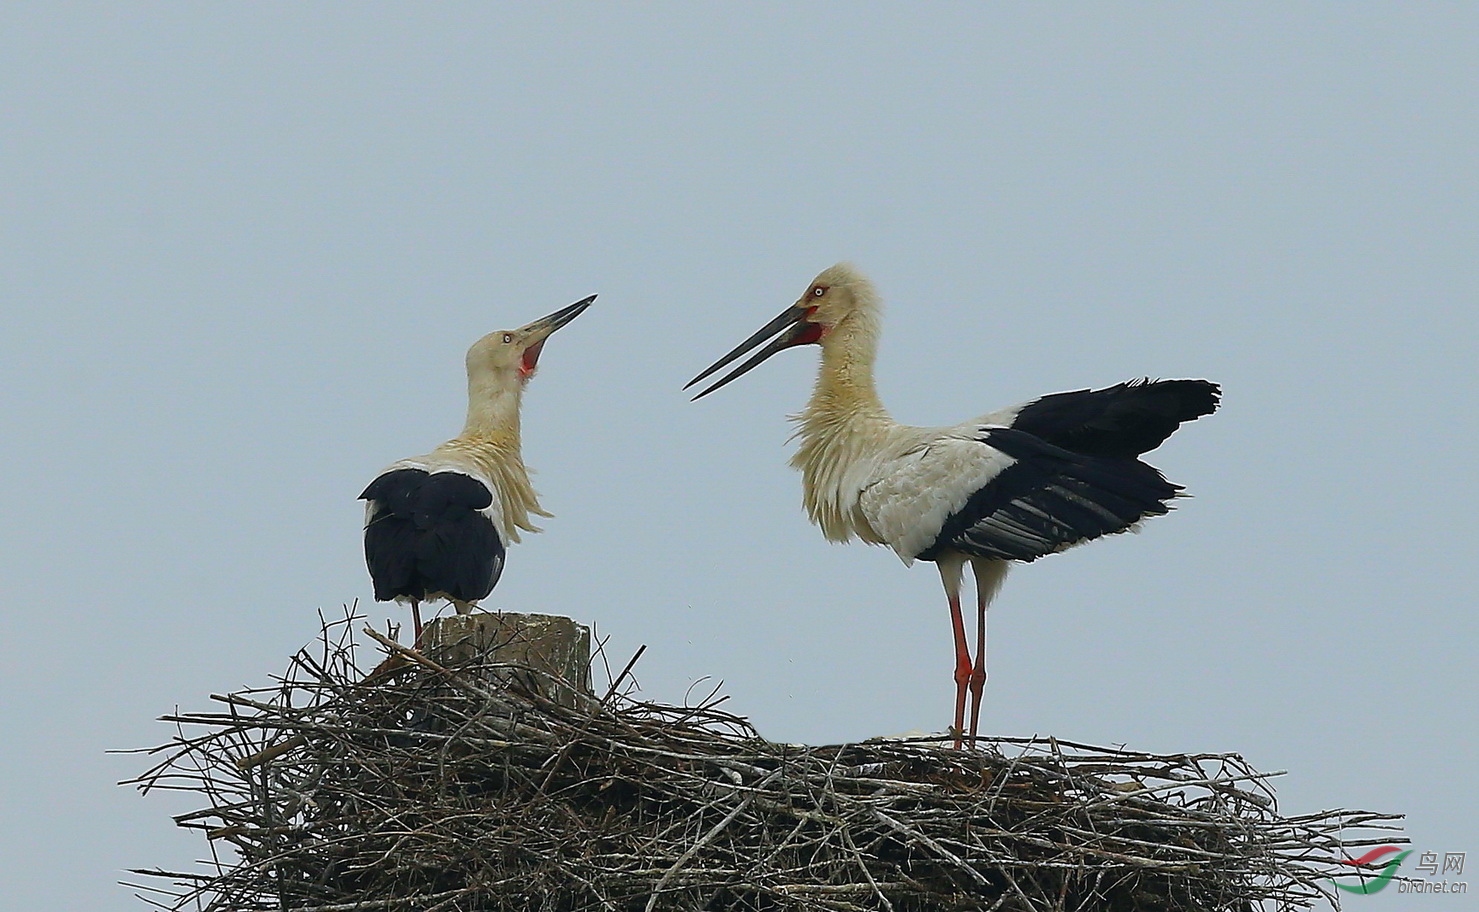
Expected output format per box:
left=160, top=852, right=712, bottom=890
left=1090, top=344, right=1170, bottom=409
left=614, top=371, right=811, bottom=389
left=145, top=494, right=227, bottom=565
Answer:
left=794, top=322, right=826, bottom=346
left=520, top=340, right=546, bottom=378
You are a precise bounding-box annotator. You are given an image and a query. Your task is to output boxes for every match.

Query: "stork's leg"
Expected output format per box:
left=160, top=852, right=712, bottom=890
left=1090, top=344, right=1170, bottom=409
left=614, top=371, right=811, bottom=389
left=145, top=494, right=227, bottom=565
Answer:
left=966, top=560, right=1010, bottom=748
left=411, top=599, right=423, bottom=645
left=937, top=555, right=971, bottom=750
left=966, top=590, right=988, bottom=749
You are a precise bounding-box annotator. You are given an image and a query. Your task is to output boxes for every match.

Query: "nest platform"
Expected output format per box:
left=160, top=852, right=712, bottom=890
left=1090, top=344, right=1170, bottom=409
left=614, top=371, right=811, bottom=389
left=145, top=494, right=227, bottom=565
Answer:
left=126, top=611, right=1402, bottom=911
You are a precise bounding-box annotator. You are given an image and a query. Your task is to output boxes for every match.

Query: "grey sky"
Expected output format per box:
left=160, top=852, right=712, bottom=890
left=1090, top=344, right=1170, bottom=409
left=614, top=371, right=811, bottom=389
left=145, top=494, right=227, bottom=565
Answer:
left=2, top=6, right=1474, bottom=909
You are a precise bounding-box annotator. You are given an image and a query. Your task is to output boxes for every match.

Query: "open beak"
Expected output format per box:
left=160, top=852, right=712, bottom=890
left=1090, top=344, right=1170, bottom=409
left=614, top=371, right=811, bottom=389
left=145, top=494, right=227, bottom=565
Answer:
left=517, top=294, right=596, bottom=374
left=685, top=304, right=821, bottom=400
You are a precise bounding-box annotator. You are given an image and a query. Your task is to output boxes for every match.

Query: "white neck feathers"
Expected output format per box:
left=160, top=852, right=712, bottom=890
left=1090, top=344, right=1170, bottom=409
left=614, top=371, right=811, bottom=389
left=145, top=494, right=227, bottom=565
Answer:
left=432, top=373, right=548, bottom=543
left=788, top=309, right=897, bottom=545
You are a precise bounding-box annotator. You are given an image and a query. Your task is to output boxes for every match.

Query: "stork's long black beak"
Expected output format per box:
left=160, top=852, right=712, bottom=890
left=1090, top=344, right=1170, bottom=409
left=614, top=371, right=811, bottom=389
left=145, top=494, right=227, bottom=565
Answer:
left=685, top=304, right=813, bottom=400
left=520, top=294, right=597, bottom=339
left=517, top=294, right=596, bottom=374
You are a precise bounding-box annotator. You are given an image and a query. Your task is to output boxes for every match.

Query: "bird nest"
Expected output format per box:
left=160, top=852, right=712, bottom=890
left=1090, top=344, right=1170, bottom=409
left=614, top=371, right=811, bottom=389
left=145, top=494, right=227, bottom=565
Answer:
left=126, top=610, right=1401, bottom=911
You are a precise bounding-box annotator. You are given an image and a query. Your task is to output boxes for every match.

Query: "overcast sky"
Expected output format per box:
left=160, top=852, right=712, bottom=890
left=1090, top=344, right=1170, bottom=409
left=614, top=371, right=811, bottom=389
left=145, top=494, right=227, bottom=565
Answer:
left=2, top=5, right=1475, bottom=910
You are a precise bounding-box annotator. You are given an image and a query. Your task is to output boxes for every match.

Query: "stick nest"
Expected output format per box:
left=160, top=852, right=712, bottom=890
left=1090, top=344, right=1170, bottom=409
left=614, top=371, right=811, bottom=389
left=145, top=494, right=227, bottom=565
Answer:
left=126, top=610, right=1401, bottom=911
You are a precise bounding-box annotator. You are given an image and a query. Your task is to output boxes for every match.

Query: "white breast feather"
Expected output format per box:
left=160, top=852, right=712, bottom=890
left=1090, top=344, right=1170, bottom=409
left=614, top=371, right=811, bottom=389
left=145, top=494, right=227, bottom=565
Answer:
left=859, top=429, right=1016, bottom=565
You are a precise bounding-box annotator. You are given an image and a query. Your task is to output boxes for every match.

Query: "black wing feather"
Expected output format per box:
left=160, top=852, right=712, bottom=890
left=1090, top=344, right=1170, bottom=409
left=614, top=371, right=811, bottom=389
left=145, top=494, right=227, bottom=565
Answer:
left=1009, top=379, right=1220, bottom=458
left=918, top=428, right=1182, bottom=563
left=360, top=468, right=505, bottom=603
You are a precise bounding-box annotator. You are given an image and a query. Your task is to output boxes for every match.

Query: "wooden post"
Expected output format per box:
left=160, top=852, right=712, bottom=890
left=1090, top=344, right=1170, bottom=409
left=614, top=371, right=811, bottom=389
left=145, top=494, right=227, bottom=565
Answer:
left=421, top=612, right=591, bottom=708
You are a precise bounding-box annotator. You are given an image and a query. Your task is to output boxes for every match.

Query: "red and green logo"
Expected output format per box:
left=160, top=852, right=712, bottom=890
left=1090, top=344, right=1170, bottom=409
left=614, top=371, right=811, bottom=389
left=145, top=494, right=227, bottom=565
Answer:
left=1335, top=845, right=1411, bottom=895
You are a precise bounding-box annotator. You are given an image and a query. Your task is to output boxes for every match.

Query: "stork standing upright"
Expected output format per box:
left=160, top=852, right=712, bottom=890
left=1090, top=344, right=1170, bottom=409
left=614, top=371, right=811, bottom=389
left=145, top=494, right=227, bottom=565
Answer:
left=687, top=264, right=1218, bottom=748
left=361, top=295, right=595, bottom=638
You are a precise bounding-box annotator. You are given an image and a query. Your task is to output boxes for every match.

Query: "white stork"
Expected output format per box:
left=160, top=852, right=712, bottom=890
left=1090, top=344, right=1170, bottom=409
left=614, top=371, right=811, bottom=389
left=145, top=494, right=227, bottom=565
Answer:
left=686, top=264, right=1218, bottom=748
left=361, top=295, right=595, bottom=638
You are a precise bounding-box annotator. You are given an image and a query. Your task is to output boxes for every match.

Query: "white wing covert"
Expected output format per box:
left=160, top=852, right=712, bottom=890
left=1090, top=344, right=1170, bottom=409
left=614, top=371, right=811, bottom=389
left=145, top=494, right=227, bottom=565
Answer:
left=858, top=428, right=1016, bottom=565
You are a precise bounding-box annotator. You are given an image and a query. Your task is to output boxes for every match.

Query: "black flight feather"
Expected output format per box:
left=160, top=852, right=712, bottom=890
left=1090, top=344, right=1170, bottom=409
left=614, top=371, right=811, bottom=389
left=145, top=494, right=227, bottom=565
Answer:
left=1008, top=379, right=1220, bottom=458
left=917, top=428, right=1182, bottom=563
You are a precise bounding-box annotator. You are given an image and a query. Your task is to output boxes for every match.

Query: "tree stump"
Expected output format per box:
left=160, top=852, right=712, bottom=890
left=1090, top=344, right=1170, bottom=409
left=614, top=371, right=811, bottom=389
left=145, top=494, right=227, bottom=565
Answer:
left=421, top=612, right=591, bottom=708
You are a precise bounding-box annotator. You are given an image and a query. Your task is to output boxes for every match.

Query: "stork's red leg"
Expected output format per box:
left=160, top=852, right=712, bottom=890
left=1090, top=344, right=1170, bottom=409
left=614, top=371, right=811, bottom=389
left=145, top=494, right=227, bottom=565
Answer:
left=937, top=556, right=972, bottom=749
left=965, top=559, right=1008, bottom=749
left=411, top=600, right=424, bottom=647
left=967, top=593, right=989, bottom=748
left=947, top=590, right=972, bottom=750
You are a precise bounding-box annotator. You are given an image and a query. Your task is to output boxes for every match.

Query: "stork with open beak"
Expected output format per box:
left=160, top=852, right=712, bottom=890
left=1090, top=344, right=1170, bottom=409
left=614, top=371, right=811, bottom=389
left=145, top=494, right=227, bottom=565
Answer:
left=361, top=295, right=595, bottom=638
left=687, top=264, right=1218, bottom=748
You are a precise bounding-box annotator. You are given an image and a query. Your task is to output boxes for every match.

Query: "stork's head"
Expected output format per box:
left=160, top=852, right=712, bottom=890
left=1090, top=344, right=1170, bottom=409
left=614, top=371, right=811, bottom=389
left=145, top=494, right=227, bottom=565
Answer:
left=466, top=295, right=596, bottom=388
left=686, top=263, right=879, bottom=399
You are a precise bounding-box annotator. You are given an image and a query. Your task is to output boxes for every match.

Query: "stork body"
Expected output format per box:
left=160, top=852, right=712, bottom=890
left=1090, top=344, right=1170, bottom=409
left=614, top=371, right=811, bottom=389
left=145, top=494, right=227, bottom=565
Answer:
left=361, top=295, right=594, bottom=637
left=688, top=265, right=1217, bottom=747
